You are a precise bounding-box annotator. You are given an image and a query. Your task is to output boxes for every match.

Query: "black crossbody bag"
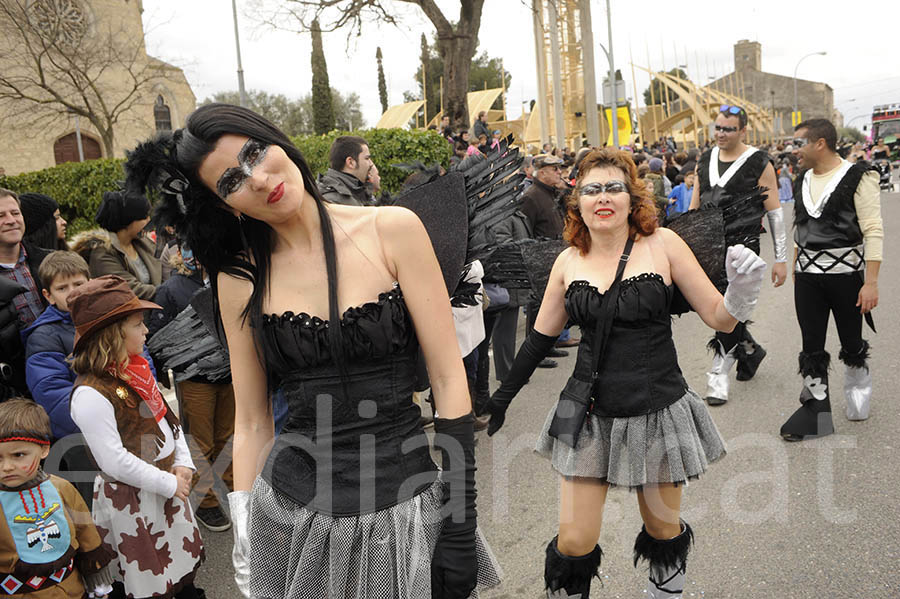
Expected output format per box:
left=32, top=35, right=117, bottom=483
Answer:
left=548, top=237, right=634, bottom=448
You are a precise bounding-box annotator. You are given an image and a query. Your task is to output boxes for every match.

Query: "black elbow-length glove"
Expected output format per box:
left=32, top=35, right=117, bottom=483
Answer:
left=486, top=330, right=558, bottom=435
left=431, top=412, right=478, bottom=599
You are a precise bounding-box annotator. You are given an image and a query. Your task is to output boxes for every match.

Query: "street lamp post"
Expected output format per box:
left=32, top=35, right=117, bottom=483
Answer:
left=792, top=51, right=826, bottom=126
left=605, top=0, right=618, bottom=148
left=232, top=0, right=248, bottom=108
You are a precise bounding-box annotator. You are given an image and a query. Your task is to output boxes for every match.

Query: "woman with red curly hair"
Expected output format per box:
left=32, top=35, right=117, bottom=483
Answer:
left=486, top=148, right=768, bottom=598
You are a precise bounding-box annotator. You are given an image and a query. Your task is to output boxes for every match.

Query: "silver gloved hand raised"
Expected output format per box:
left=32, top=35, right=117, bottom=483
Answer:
left=228, top=490, right=252, bottom=598
left=723, top=244, right=767, bottom=322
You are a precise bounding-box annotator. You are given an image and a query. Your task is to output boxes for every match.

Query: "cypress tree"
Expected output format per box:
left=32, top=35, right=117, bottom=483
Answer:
left=376, top=46, right=388, bottom=115
left=311, top=19, right=334, bottom=134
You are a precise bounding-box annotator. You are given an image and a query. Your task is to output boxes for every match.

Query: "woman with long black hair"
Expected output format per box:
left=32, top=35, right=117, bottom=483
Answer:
left=124, top=104, right=499, bottom=599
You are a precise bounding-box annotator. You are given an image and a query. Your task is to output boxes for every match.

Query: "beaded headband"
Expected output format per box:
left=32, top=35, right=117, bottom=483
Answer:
left=0, top=431, right=51, bottom=446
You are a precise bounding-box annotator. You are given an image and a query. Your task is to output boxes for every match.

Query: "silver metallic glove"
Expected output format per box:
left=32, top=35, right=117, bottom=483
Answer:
left=723, top=244, right=767, bottom=322
left=766, top=207, right=788, bottom=263
left=228, top=490, right=252, bottom=598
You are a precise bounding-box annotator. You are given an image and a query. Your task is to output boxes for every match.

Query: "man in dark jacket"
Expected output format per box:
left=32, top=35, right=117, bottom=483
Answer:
left=519, top=154, right=566, bottom=238
left=0, top=188, right=50, bottom=399
left=317, top=136, right=376, bottom=206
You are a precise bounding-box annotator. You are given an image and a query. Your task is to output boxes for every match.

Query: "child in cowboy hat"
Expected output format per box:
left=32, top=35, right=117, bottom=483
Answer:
left=0, top=398, right=112, bottom=597
left=67, top=275, right=205, bottom=599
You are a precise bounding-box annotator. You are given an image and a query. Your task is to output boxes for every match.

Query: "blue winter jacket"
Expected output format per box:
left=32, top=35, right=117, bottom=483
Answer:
left=22, top=304, right=156, bottom=440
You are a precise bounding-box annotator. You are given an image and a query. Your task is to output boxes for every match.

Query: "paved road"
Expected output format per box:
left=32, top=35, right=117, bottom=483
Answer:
left=195, top=190, right=899, bottom=598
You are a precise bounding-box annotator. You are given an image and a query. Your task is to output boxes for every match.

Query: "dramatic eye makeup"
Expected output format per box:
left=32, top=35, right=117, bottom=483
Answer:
left=216, top=138, right=270, bottom=198
left=579, top=180, right=628, bottom=196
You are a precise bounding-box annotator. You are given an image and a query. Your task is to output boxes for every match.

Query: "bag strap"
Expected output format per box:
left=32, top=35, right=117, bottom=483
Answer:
left=589, top=237, right=635, bottom=380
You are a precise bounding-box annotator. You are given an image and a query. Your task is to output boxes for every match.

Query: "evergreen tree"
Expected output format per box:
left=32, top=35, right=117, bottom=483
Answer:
left=311, top=19, right=334, bottom=134
left=376, top=46, right=388, bottom=115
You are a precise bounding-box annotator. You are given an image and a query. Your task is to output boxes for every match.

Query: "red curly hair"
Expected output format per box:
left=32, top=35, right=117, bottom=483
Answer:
left=563, top=148, right=658, bottom=254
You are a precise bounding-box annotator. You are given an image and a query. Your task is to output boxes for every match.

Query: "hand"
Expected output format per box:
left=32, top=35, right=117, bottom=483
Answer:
left=485, top=395, right=507, bottom=436
left=723, top=245, right=767, bottom=322
left=228, top=491, right=252, bottom=598
left=88, top=583, right=113, bottom=598
left=367, top=164, right=381, bottom=194
left=431, top=535, right=478, bottom=599
left=172, top=466, right=192, bottom=502
left=771, top=262, right=787, bottom=287
left=857, top=281, right=878, bottom=313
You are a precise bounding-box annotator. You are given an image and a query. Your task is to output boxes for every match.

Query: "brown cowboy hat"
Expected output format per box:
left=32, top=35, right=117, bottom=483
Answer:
left=68, top=275, right=161, bottom=353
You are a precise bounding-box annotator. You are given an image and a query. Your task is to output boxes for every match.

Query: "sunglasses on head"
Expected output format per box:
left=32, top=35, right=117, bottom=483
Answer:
left=579, top=181, right=628, bottom=196
left=720, top=104, right=745, bottom=116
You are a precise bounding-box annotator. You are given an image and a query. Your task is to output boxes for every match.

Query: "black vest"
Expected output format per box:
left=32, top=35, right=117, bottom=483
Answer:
left=697, top=148, right=769, bottom=205
left=793, top=163, right=870, bottom=251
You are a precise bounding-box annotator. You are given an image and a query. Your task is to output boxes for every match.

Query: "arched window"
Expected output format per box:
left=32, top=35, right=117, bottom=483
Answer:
left=154, top=95, right=172, bottom=131
left=53, top=132, right=101, bottom=165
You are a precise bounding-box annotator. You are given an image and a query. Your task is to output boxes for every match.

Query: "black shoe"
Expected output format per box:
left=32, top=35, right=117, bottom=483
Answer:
left=196, top=505, right=231, bottom=532
left=736, top=345, right=767, bottom=381
left=537, top=358, right=558, bottom=369
left=547, top=348, right=569, bottom=358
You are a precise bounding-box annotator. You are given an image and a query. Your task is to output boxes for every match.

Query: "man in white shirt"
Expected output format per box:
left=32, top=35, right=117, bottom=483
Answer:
left=781, top=118, right=882, bottom=441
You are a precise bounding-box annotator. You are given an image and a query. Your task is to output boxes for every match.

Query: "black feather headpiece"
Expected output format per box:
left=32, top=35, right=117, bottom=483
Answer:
left=124, top=132, right=192, bottom=232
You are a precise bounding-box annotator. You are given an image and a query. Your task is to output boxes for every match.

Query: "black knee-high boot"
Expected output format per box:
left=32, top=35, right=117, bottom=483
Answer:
left=633, top=521, right=693, bottom=599
left=780, top=350, right=834, bottom=441
left=735, top=324, right=767, bottom=381
left=544, top=536, right=602, bottom=598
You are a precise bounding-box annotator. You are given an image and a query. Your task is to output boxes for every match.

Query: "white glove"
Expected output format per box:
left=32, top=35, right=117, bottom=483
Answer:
left=228, top=490, right=252, bottom=598
left=723, top=244, right=767, bottom=322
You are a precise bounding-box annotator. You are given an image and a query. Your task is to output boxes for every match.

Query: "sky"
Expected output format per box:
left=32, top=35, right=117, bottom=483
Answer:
left=141, top=0, right=900, bottom=134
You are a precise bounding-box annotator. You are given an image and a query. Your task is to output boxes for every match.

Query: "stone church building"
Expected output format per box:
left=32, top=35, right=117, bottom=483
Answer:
left=711, top=40, right=835, bottom=136
left=0, top=0, right=195, bottom=175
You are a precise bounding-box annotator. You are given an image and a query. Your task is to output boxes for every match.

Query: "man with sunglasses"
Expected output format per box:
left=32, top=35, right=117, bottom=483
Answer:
left=689, top=104, right=787, bottom=406
left=780, top=118, right=882, bottom=441
left=519, top=154, right=572, bottom=367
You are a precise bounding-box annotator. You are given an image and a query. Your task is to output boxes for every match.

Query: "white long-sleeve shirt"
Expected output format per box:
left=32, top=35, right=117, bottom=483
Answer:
left=70, top=386, right=194, bottom=498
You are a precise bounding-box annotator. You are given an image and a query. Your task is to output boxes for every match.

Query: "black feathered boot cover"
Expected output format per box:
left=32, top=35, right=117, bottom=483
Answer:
left=633, top=521, right=693, bottom=599
left=780, top=351, right=834, bottom=441
left=544, top=536, right=602, bottom=598
left=735, top=324, right=767, bottom=381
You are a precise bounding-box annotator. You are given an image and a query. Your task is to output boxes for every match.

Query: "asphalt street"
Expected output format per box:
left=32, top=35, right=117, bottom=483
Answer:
left=195, top=187, right=899, bottom=598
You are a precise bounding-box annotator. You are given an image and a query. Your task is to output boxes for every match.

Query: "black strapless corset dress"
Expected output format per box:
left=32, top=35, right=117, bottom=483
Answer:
left=536, top=274, right=727, bottom=488
left=245, top=285, right=501, bottom=599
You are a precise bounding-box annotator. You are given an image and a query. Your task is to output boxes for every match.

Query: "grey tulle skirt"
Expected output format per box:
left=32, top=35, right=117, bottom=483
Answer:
left=247, top=472, right=502, bottom=599
left=535, top=388, right=726, bottom=488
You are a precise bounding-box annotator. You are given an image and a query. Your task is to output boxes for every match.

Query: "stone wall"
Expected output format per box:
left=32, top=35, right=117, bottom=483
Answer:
left=0, top=0, right=195, bottom=176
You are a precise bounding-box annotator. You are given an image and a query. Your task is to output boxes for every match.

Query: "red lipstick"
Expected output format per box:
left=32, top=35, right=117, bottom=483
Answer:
left=267, top=182, right=284, bottom=204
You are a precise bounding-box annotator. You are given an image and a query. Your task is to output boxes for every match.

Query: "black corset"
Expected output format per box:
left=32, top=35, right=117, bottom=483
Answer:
left=565, top=274, right=687, bottom=417
left=257, top=287, right=437, bottom=516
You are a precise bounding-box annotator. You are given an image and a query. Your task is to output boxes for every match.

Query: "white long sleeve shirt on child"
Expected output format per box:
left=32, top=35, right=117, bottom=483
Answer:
left=70, top=386, right=194, bottom=498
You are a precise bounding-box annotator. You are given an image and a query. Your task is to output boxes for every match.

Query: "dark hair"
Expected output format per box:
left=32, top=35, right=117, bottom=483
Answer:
left=718, top=106, right=748, bottom=129
left=24, top=217, right=67, bottom=250
left=686, top=148, right=699, bottom=160
left=328, top=135, right=367, bottom=171
left=564, top=148, right=658, bottom=254
left=795, top=118, right=837, bottom=151
left=95, top=190, right=150, bottom=232
left=124, top=103, right=344, bottom=388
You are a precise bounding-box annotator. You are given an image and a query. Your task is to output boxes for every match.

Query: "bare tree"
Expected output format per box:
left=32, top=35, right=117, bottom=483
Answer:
left=0, top=0, right=165, bottom=156
left=257, top=0, right=485, bottom=132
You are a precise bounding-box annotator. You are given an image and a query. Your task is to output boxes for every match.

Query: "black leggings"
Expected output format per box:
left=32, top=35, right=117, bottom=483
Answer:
left=794, top=272, right=865, bottom=355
